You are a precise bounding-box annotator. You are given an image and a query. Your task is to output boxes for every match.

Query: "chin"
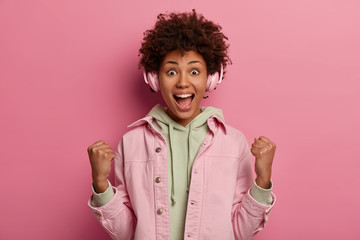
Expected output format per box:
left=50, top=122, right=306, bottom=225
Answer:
left=167, top=103, right=201, bottom=126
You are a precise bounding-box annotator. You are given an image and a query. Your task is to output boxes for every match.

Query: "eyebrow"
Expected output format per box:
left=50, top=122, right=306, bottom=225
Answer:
left=164, top=60, right=202, bottom=65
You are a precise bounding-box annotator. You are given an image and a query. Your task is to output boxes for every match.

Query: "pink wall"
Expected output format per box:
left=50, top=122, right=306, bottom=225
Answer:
left=1, top=0, right=359, bottom=239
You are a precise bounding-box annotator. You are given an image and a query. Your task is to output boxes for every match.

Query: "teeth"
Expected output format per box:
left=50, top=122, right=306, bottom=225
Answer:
left=175, top=94, right=193, bottom=98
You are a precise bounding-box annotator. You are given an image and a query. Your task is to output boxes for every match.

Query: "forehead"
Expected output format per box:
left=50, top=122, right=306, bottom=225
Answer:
left=161, top=50, right=205, bottom=65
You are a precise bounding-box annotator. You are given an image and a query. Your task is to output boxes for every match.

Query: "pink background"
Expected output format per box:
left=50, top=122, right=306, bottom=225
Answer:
left=1, top=0, right=359, bottom=239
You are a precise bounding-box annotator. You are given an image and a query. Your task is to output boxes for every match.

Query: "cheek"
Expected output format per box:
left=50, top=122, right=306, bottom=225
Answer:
left=159, top=77, right=169, bottom=93
left=159, top=81, right=173, bottom=103
left=196, top=79, right=207, bottom=94
left=160, top=88, right=171, bottom=102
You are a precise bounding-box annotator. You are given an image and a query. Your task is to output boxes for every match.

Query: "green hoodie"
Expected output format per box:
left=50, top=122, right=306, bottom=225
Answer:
left=148, top=104, right=225, bottom=240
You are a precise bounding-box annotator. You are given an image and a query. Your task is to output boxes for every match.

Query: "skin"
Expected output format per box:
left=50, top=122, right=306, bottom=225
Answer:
left=251, top=136, right=276, bottom=189
left=88, top=50, right=276, bottom=193
left=87, top=140, right=114, bottom=193
left=158, top=50, right=207, bottom=127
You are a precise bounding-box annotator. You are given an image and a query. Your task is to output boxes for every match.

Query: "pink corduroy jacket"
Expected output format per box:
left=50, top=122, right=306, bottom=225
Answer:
left=88, top=114, right=276, bottom=240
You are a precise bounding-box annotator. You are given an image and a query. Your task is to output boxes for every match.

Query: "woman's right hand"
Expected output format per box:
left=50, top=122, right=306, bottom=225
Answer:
left=87, top=140, right=115, bottom=193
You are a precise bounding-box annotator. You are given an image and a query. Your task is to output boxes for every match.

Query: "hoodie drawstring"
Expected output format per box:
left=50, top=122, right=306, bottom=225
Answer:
left=169, top=121, right=192, bottom=205
left=186, top=127, right=191, bottom=194
left=169, top=122, right=176, bottom=205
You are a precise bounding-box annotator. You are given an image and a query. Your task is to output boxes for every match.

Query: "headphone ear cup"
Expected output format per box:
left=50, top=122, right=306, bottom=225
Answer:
left=206, top=72, right=219, bottom=92
left=145, top=72, right=160, bottom=92
left=206, top=64, right=224, bottom=92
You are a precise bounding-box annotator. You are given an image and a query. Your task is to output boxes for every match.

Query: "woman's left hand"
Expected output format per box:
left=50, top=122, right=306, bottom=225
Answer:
left=251, top=136, right=276, bottom=189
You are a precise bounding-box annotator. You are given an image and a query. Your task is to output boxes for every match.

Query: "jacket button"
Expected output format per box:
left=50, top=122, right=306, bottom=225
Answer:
left=95, top=212, right=101, bottom=217
left=155, top=177, right=161, bottom=183
left=155, top=147, right=161, bottom=153
left=157, top=208, right=163, bottom=215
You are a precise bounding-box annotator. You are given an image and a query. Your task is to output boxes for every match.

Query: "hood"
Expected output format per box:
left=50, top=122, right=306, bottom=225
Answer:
left=148, top=104, right=224, bottom=129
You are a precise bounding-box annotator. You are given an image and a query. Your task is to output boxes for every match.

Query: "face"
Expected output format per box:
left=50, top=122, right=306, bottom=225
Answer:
left=158, top=50, right=207, bottom=127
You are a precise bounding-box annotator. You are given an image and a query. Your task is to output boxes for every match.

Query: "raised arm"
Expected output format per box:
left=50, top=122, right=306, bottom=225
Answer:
left=87, top=139, right=136, bottom=240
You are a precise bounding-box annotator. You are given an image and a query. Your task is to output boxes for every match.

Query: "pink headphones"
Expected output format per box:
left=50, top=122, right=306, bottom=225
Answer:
left=143, top=64, right=224, bottom=92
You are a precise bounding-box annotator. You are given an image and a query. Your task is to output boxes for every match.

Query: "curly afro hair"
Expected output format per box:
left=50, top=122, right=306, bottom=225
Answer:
left=138, top=9, right=231, bottom=78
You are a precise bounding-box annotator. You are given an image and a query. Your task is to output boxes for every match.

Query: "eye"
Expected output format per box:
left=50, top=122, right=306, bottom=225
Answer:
left=191, top=69, right=199, bottom=75
left=167, top=70, right=177, bottom=76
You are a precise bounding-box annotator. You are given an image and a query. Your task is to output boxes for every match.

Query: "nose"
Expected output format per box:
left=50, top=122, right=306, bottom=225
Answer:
left=176, top=73, right=190, bottom=88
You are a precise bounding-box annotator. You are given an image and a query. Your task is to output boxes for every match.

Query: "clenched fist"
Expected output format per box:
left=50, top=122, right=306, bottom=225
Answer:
left=250, top=136, right=276, bottom=189
left=87, top=140, right=115, bottom=193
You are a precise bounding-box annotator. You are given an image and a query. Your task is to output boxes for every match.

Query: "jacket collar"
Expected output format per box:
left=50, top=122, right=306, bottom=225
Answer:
left=127, top=114, right=227, bottom=134
left=127, top=115, right=153, bottom=128
left=207, top=114, right=227, bottom=134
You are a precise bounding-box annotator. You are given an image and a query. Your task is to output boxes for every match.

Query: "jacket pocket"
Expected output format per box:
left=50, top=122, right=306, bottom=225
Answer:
left=201, top=155, right=239, bottom=239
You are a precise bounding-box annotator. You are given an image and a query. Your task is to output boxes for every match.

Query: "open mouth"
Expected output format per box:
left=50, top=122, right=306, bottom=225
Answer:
left=173, top=93, right=194, bottom=110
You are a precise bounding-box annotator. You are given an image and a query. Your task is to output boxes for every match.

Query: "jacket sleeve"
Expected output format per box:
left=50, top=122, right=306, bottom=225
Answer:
left=88, top=138, right=136, bottom=240
left=231, top=148, right=276, bottom=240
